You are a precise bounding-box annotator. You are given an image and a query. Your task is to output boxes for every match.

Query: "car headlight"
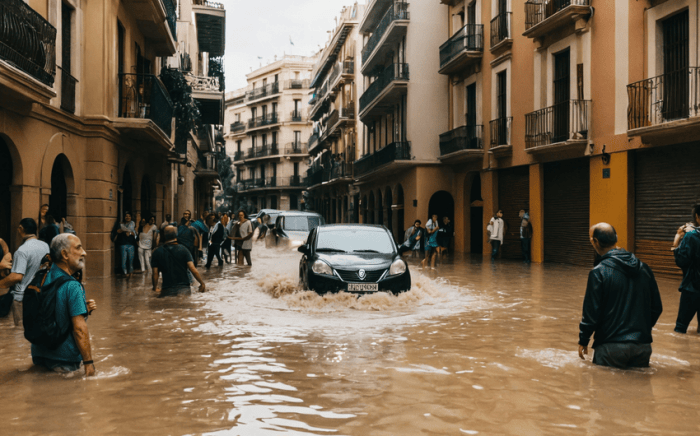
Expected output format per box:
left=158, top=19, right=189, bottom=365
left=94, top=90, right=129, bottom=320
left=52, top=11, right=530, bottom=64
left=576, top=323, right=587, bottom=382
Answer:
left=388, top=259, right=407, bottom=276
left=312, top=260, right=333, bottom=276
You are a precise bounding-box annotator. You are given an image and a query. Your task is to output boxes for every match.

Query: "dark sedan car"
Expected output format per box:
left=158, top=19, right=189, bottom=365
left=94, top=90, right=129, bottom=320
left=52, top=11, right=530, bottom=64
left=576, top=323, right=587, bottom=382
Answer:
left=297, top=224, right=411, bottom=294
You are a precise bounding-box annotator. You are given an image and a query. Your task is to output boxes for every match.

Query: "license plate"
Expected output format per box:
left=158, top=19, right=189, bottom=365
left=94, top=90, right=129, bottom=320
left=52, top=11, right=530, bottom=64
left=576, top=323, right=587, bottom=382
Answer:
left=348, top=283, right=379, bottom=293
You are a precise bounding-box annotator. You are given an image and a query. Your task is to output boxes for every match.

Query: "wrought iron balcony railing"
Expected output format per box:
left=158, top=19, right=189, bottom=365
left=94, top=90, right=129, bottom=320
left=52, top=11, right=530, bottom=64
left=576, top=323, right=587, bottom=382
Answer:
left=60, top=68, right=77, bottom=114
left=285, top=142, right=308, bottom=154
left=247, top=113, right=279, bottom=129
left=439, top=125, right=483, bottom=156
left=490, top=12, right=512, bottom=47
left=118, top=73, right=174, bottom=137
left=525, top=0, right=589, bottom=31
left=308, top=134, right=319, bottom=150
left=0, top=0, right=56, bottom=86
left=362, top=2, right=410, bottom=66
left=359, top=63, right=409, bottom=111
left=233, top=151, right=245, bottom=161
left=286, top=79, right=309, bottom=89
left=354, top=141, right=411, bottom=177
left=246, top=81, right=280, bottom=101
left=291, top=110, right=304, bottom=122
left=255, top=144, right=280, bottom=157
left=190, top=75, right=220, bottom=92
left=230, top=121, right=245, bottom=133
left=627, top=67, right=700, bottom=130
left=439, top=24, right=484, bottom=68
left=525, top=100, right=591, bottom=149
left=489, top=117, right=513, bottom=147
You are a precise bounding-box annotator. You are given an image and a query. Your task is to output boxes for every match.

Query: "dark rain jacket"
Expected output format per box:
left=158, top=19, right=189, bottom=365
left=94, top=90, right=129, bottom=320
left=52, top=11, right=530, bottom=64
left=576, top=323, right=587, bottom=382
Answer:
left=578, top=249, right=663, bottom=348
left=673, top=228, right=700, bottom=294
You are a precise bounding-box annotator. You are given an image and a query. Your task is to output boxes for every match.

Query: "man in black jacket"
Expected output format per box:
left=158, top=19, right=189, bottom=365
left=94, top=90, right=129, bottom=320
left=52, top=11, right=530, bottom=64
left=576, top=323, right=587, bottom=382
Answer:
left=671, top=203, right=700, bottom=333
left=578, top=223, right=663, bottom=369
left=205, top=213, right=224, bottom=269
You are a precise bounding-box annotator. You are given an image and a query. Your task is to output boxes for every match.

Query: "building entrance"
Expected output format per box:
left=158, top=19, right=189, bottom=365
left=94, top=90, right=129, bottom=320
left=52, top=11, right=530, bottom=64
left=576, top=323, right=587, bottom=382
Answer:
left=0, top=138, right=12, bottom=245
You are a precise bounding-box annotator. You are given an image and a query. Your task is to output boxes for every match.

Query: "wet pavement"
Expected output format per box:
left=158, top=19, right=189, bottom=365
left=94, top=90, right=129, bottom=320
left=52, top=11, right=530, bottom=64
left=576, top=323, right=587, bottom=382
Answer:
left=1, top=245, right=700, bottom=435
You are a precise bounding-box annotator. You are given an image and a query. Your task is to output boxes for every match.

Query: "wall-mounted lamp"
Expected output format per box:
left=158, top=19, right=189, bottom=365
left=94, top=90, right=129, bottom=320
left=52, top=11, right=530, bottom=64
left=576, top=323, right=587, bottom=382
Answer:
left=601, top=145, right=611, bottom=165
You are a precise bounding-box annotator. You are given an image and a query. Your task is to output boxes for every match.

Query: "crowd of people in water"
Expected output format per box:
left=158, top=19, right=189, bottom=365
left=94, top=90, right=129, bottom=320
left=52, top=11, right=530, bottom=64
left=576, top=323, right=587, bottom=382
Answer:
left=2, top=202, right=700, bottom=376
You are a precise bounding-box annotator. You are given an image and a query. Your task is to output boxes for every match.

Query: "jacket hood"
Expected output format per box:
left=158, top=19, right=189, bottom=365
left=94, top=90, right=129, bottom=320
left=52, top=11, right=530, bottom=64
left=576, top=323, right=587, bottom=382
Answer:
left=600, top=248, right=642, bottom=276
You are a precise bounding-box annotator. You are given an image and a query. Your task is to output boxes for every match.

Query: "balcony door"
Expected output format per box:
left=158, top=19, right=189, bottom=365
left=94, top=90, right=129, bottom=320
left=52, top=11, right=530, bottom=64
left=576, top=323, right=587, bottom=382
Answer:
left=553, top=49, right=570, bottom=143
left=497, top=0, right=508, bottom=41
left=497, top=71, right=507, bottom=145
left=466, top=83, right=477, bottom=148
left=662, top=10, right=689, bottom=121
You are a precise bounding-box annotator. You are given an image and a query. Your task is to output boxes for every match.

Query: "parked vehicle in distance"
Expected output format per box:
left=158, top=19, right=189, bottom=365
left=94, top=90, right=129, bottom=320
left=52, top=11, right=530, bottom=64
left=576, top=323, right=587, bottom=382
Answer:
left=266, top=211, right=325, bottom=249
left=251, top=209, right=281, bottom=226
left=297, top=224, right=411, bottom=294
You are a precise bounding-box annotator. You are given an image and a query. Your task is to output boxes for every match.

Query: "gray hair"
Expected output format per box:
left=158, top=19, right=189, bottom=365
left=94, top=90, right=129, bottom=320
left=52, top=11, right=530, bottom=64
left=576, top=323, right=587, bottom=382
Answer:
left=50, top=233, right=75, bottom=262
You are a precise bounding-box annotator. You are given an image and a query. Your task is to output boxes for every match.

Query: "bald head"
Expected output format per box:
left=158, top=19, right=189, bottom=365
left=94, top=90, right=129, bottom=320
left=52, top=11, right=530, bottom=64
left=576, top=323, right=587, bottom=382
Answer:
left=590, top=223, right=618, bottom=252
left=163, top=225, right=178, bottom=242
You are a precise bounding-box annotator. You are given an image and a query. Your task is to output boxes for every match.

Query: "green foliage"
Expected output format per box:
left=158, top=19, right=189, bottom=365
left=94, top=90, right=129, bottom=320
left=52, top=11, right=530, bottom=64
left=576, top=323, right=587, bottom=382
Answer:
left=159, top=67, right=202, bottom=152
left=208, top=56, right=225, bottom=92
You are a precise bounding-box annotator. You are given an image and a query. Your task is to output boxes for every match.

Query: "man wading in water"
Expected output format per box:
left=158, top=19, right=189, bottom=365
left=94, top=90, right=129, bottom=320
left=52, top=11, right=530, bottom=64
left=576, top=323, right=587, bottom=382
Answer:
left=578, top=223, right=663, bottom=369
left=151, top=226, right=206, bottom=297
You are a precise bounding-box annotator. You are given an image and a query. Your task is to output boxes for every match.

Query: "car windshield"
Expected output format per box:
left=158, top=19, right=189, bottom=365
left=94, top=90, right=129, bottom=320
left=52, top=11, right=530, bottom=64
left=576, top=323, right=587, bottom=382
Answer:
left=284, top=216, right=324, bottom=232
left=316, top=229, right=395, bottom=254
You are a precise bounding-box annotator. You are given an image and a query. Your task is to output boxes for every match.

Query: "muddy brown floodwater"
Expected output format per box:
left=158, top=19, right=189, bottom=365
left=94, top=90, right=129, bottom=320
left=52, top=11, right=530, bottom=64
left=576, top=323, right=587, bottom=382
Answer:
left=1, top=245, right=700, bottom=435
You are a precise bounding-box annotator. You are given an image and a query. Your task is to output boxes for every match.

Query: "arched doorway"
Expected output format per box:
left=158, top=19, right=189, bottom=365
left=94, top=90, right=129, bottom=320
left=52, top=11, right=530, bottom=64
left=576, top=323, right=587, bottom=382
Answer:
left=384, top=186, right=394, bottom=240
left=376, top=190, right=383, bottom=227
left=428, top=190, right=454, bottom=224
left=121, top=166, right=133, bottom=219
left=396, top=184, right=404, bottom=240
left=0, top=138, right=12, bottom=244
left=470, top=175, right=483, bottom=253
left=141, top=175, right=152, bottom=220
left=368, top=192, right=375, bottom=224
left=49, top=154, right=72, bottom=221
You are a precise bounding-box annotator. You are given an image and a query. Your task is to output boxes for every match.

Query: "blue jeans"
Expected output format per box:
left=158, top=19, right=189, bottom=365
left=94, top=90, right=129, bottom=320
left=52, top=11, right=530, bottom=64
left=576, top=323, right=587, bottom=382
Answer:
left=490, top=240, right=501, bottom=260
left=120, top=244, right=135, bottom=274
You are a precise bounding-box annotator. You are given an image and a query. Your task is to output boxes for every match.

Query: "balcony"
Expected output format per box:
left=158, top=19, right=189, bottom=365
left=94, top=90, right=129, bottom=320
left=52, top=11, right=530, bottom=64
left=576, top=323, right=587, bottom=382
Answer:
left=285, top=142, right=309, bottom=155
left=238, top=176, right=305, bottom=192
left=438, top=125, right=484, bottom=163
left=192, top=0, right=226, bottom=57
left=189, top=75, right=223, bottom=125
left=122, top=0, right=177, bottom=56
left=627, top=68, right=700, bottom=145
left=308, top=134, right=320, bottom=154
left=439, top=24, right=484, bottom=76
left=525, top=100, right=591, bottom=154
left=230, top=94, right=245, bottom=106
left=489, top=117, right=513, bottom=158
left=490, top=13, right=512, bottom=52
left=60, top=68, right=78, bottom=114
left=233, top=151, right=245, bottom=162
left=306, top=164, right=324, bottom=187
left=286, top=79, right=310, bottom=90
left=323, top=104, right=355, bottom=141
left=359, top=63, right=409, bottom=120
left=116, top=73, right=174, bottom=146
left=0, top=0, right=56, bottom=104
left=354, top=141, right=411, bottom=178
left=523, top=0, right=591, bottom=40
left=193, top=152, right=220, bottom=180
left=362, top=2, right=410, bottom=73
left=246, top=81, right=280, bottom=103
left=229, top=121, right=246, bottom=134
left=290, top=110, right=305, bottom=123
left=247, top=113, right=279, bottom=132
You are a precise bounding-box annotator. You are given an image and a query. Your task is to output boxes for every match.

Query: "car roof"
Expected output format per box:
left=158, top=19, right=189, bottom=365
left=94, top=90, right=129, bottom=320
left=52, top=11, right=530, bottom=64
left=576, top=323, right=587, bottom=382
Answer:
left=277, top=211, right=323, bottom=217
left=317, top=224, right=388, bottom=232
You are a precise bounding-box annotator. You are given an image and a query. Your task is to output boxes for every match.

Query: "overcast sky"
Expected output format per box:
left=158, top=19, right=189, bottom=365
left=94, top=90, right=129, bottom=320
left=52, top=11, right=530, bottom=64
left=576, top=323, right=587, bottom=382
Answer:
left=221, top=0, right=361, bottom=91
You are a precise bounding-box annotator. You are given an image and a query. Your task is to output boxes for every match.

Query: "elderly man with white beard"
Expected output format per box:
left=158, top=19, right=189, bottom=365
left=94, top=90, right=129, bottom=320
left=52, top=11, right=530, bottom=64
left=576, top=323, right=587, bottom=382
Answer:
left=31, top=234, right=97, bottom=376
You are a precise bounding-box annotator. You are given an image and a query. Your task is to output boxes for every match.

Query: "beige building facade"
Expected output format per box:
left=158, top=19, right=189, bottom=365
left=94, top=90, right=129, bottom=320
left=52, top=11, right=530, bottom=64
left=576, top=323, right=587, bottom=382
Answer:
left=0, top=0, right=224, bottom=278
left=306, top=3, right=365, bottom=225
left=224, top=55, right=316, bottom=212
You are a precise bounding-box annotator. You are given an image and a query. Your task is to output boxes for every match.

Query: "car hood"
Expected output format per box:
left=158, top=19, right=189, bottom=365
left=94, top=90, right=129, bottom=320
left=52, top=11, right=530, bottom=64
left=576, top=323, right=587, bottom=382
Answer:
left=316, top=252, right=395, bottom=269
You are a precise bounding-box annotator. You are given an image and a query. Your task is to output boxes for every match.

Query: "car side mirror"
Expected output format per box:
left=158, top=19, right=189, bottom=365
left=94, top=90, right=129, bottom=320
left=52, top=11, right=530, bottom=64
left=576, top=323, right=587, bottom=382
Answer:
left=298, top=245, right=308, bottom=254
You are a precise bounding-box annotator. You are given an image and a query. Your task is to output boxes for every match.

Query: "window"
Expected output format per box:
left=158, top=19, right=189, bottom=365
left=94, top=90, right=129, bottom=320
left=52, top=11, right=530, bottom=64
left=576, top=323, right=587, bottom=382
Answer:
left=274, top=74, right=279, bottom=83
left=294, top=131, right=301, bottom=146
left=294, top=162, right=299, bottom=176
left=262, top=134, right=267, bottom=147
left=662, top=10, right=689, bottom=120
left=553, top=49, right=571, bottom=143
left=262, top=105, right=267, bottom=118
left=235, top=113, right=240, bottom=122
left=252, top=135, right=257, bottom=149
left=272, top=102, right=278, bottom=116
left=237, top=141, right=241, bottom=152
left=263, top=78, right=267, bottom=87
left=251, top=107, right=257, bottom=119
left=272, top=131, right=278, bottom=145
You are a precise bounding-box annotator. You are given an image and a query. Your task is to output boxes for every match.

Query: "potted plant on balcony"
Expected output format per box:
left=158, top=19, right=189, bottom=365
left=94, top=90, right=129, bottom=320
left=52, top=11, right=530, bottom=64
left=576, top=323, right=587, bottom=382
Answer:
left=159, top=67, right=202, bottom=153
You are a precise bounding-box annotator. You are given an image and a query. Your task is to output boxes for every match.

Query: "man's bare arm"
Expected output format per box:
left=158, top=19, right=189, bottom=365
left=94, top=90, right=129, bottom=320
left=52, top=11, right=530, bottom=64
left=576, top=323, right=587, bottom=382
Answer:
left=71, top=315, right=94, bottom=377
left=0, top=272, right=23, bottom=289
left=187, top=262, right=206, bottom=293
left=152, top=267, right=159, bottom=291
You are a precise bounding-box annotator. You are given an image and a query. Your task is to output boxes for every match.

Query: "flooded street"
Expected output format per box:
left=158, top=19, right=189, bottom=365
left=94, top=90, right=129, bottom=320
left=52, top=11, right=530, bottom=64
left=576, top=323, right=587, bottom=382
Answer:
left=2, top=246, right=700, bottom=435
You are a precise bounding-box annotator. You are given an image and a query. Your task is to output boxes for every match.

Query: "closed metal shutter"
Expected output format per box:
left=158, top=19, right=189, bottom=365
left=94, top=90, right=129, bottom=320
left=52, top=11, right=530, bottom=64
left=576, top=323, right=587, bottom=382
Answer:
left=544, top=158, right=592, bottom=266
left=498, top=166, right=530, bottom=259
left=635, top=144, right=700, bottom=277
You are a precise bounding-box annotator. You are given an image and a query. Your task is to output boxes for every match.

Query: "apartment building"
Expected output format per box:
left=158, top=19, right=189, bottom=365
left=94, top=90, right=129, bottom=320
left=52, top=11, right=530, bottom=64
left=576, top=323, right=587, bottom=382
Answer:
left=306, top=3, right=365, bottom=224
left=224, top=56, right=316, bottom=211
left=356, top=0, right=449, bottom=243
left=0, top=0, right=224, bottom=277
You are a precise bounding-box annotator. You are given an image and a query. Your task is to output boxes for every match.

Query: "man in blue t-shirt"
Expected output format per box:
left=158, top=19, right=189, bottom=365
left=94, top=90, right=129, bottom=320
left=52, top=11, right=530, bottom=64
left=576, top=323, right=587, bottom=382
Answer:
left=31, top=234, right=97, bottom=376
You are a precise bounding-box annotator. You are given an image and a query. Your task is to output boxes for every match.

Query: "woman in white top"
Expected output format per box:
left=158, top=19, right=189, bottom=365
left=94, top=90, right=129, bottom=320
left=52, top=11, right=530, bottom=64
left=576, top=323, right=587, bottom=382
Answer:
left=487, top=210, right=506, bottom=260
left=138, top=216, right=158, bottom=274
left=229, top=210, right=254, bottom=266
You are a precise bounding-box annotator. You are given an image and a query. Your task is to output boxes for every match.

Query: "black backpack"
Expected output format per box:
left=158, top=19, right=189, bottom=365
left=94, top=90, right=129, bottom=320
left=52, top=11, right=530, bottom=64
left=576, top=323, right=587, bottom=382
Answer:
left=23, top=262, right=75, bottom=350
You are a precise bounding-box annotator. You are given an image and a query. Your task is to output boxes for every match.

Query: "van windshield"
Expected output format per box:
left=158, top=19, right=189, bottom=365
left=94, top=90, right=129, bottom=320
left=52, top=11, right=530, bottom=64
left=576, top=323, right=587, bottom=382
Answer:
left=283, top=216, right=324, bottom=232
